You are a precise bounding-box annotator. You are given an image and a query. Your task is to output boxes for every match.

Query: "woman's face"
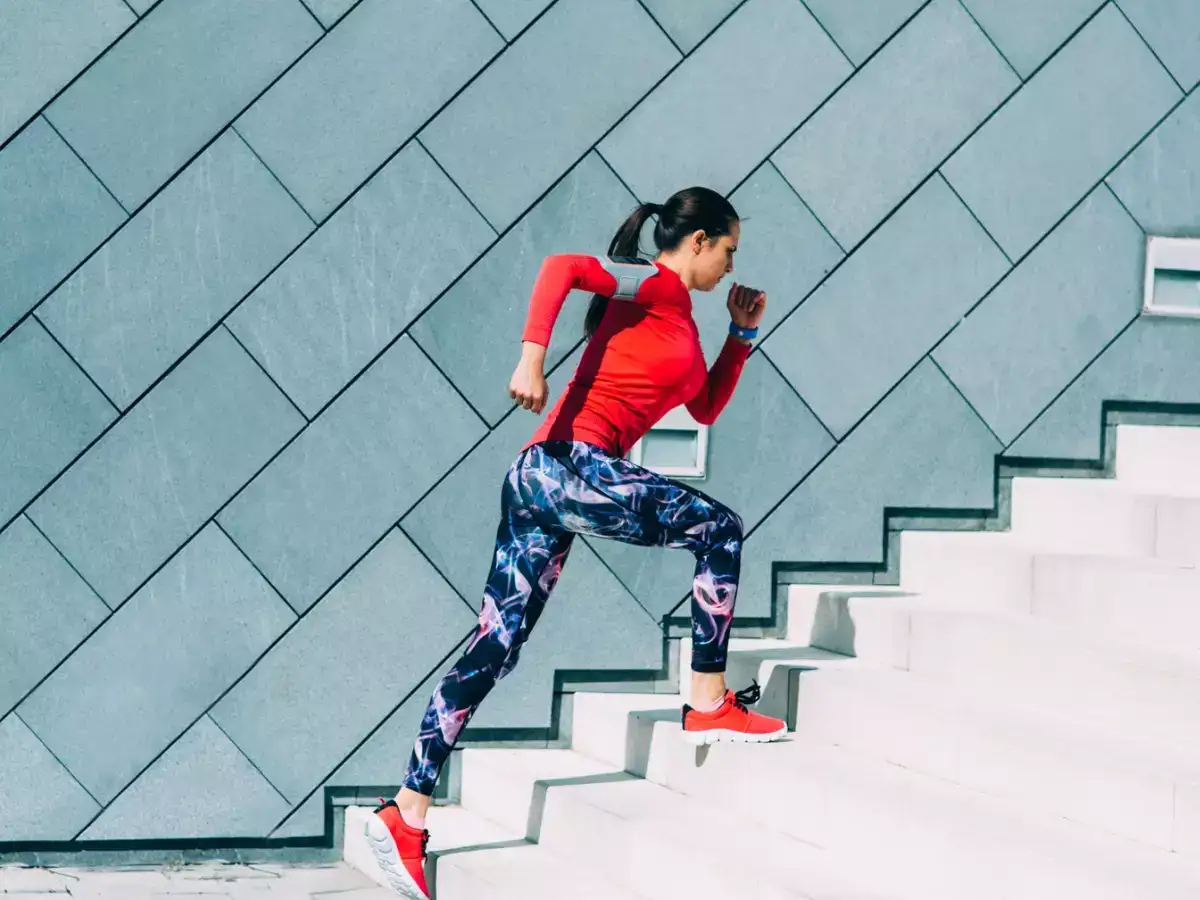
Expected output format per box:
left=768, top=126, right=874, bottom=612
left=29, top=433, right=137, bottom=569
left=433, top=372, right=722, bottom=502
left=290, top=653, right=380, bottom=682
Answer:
left=690, top=221, right=739, bottom=292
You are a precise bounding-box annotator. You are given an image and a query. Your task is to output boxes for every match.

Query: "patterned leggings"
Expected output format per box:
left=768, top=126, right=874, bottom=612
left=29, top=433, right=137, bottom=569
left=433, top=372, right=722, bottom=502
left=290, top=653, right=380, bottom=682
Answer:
left=402, top=440, right=743, bottom=795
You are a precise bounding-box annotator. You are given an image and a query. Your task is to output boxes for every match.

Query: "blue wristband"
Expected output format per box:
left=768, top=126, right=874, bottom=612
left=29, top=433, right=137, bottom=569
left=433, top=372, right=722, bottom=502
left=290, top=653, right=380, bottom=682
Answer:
left=729, top=322, right=758, bottom=341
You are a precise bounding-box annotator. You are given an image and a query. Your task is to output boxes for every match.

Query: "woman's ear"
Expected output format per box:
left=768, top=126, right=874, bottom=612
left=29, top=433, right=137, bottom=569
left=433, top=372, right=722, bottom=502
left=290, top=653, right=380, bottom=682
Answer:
left=691, top=230, right=708, bottom=254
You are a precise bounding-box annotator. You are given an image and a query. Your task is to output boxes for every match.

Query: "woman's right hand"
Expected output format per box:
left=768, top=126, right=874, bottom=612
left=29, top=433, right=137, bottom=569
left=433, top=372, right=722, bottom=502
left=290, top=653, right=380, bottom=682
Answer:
left=509, top=344, right=549, bottom=413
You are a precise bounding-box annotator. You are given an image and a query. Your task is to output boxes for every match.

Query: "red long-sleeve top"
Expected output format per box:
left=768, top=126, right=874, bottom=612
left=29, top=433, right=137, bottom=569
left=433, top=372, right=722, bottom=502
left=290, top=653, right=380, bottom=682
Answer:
left=521, top=254, right=752, bottom=457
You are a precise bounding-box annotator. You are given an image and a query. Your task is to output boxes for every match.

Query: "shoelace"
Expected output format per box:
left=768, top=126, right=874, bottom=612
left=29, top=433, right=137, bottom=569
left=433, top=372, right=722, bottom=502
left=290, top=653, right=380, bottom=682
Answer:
left=733, top=679, right=761, bottom=711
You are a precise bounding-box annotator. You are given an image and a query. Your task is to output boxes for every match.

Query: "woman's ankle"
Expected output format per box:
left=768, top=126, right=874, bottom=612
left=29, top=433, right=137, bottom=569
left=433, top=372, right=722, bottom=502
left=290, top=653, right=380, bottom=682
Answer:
left=393, top=786, right=433, bottom=823
left=689, top=670, right=727, bottom=707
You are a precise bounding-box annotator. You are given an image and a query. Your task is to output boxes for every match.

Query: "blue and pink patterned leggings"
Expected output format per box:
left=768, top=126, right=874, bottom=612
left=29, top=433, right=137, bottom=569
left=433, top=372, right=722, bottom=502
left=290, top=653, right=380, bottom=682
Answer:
left=402, top=440, right=743, bottom=795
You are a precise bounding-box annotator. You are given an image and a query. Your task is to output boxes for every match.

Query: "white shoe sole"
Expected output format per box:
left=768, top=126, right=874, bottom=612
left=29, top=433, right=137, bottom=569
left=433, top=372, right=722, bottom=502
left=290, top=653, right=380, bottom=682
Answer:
left=681, top=724, right=789, bottom=746
left=364, top=812, right=430, bottom=900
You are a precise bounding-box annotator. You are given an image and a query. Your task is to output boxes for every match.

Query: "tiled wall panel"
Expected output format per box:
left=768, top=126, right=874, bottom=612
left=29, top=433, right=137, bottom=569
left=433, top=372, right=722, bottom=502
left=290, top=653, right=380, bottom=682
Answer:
left=45, top=0, right=320, bottom=210
left=3, top=0, right=1198, bottom=847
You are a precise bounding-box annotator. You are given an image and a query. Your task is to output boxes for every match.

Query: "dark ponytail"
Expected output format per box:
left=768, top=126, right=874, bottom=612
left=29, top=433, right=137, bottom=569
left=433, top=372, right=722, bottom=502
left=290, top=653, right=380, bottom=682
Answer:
left=585, top=187, right=739, bottom=339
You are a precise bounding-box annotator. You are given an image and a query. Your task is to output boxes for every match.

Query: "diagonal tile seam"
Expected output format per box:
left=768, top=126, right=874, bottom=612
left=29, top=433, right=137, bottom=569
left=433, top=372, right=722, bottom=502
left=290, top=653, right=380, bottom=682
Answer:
left=230, top=125, right=318, bottom=229
left=795, top=0, right=854, bottom=66
left=12, top=709, right=102, bottom=809
left=464, top=0, right=507, bottom=43
left=766, top=157, right=847, bottom=255
left=39, top=115, right=130, bottom=217
left=413, top=135, right=499, bottom=237
left=0, top=16, right=139, bottom=157
left=293, top=0, right=328, bottom=33
left=929, top=355, right=1004, bottom=447
left=27, top=310, right=120, bottom=416
left=264, top=633, right=473, bottom=836
left=938, top=170, right=1013, bottom=266
left=1101, top=179, right=1150, bottom=235
left=1003, top=315, right=1142, bottom=453
left=954, top=0, right=1022, bottom=80
left=208, top=714, right=292, bottom=808
left=632, top=0, right=683, bottom=56
left=21, top=514, right=112, bottom=612
left=220, top=324, right=311, bottom=425
left=1111, top=0, right=1187, bottom=94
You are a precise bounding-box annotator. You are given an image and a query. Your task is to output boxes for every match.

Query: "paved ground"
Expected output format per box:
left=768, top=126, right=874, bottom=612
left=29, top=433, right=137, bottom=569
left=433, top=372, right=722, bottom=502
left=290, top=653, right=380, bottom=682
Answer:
left=0, top=862, right=392, bottom=899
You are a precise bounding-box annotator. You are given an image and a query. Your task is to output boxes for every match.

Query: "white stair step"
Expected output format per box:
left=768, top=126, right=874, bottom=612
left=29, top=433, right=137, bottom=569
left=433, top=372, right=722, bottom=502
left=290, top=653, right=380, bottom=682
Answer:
left=898, top=505, right=1200, bottom=612
left=1031, top=553, right=1200, bottom=651
left=896, top=530, right=1034, bottom=614
left=1009, top=477, right=1160, bottom=556
left=569, top=691, right=681, bottom=772
left=790, top=664, right=1200, bottom=852
left=598, top=712, right=1200, bottom=900
left=1004, top=476, right=1200, bottom=566
left=1115, top=425, right=1200, bottom=495
left=898, top=536, right=1200, bottom=653
left=345, top=804, right=643, bottom=900
left=459, top=746, right=905, bottom=900
left=801, top=592, right=1200, bottom=751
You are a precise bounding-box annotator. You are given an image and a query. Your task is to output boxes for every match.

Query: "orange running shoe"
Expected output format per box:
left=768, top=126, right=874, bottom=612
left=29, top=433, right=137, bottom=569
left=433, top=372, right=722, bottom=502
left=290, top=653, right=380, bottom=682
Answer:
left=681, top=681, right=788, bottom=745
left=364, top=798, right=430, bottom=900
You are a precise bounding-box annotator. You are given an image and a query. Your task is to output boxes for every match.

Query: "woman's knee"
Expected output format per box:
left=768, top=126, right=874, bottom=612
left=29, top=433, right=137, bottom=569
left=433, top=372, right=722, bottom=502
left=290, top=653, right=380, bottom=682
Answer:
left=713, top=504, right=744, bottom=545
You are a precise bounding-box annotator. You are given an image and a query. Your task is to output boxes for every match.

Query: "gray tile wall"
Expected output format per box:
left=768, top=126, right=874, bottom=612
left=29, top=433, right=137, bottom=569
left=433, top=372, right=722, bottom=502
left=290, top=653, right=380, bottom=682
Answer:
left=3, top=0, right=1199, bottom=846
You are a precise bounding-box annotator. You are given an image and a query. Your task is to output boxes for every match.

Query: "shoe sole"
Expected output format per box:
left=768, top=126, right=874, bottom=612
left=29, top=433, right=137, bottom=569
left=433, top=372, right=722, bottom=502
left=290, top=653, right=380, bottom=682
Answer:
left=364, top=813, right=429, bottom=900
left=680, top=724, right=788, bottom=746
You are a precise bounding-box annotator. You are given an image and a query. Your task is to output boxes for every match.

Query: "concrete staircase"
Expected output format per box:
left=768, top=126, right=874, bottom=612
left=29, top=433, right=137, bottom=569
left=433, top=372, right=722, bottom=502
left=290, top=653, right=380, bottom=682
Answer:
left=343, top=425, right=1200, bottom=899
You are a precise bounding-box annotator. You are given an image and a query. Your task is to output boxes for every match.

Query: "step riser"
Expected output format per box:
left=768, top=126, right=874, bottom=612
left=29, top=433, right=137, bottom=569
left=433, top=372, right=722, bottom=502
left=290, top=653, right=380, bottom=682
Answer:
left=569, top=695, right=674, bottom=773
left=1031, top=556, right=1200, bottom=652
left=896, top=533, right=1032, bottom=616
left=459, top=755, right=544, bottom=838
left=1009, top=479, right=1160, bottom=557
left=1115, top=426, right=1200, bottom=495
left=534, top=789, right=801, bottom=900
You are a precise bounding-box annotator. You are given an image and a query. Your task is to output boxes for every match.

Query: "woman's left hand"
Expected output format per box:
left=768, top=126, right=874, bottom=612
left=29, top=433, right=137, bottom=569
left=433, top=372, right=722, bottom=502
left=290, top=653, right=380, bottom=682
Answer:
left=727, top=282, right=767, bottom=330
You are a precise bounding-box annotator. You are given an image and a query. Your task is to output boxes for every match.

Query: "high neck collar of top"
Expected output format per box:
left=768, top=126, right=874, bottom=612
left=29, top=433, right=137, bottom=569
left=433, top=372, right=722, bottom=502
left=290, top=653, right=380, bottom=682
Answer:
left=651, top=260, right=694, bottom=311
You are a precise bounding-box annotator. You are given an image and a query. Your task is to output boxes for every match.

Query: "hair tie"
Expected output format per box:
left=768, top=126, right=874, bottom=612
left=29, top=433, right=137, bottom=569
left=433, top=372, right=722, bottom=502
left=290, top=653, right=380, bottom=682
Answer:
left=647, top=202, right=664, bottom=215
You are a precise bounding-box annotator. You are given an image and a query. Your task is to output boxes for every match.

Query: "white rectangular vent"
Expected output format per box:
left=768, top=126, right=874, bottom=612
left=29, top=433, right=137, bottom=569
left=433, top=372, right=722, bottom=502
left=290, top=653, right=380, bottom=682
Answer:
left=628, top=406, right=709, bottom=479
left=1143, top=236, right=1200, bottom=318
